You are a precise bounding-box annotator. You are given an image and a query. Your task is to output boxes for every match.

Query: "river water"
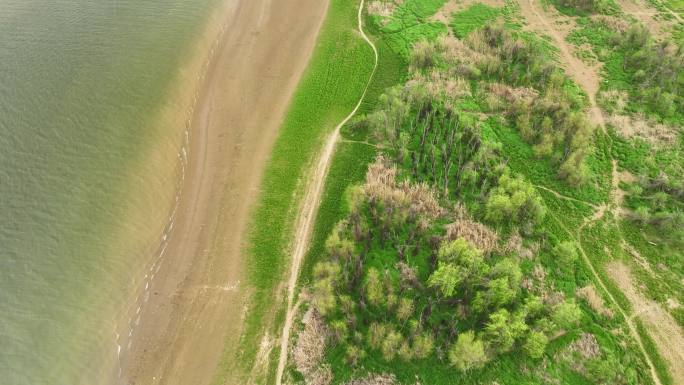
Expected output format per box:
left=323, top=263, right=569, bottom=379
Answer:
left=0, top=0, right=220, bottom=383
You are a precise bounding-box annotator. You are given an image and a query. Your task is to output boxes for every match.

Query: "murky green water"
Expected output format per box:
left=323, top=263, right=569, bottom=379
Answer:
left=0, top=0, right=218, bottom=383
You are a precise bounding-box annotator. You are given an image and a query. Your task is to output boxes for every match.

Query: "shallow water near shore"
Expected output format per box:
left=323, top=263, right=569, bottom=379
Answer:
left=0, top=0, right=220, bottom=383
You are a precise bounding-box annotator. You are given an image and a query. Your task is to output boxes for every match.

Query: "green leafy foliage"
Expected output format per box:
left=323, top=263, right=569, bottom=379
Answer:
left=371, top=0, right=449, bottom=57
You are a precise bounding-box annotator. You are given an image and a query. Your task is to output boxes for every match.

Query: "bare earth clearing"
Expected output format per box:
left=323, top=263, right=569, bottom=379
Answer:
left=116, top=1, right=328, bottom=384
left=615, top=0, right=675, bottom=38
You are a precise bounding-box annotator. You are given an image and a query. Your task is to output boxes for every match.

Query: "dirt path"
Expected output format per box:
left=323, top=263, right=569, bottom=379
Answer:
left=115, top=1, right=329, bottom=384
left=274, top=1, right=379, bottom=384
left=535, top=184, right=599, bottom=209
left=607, top=262, right=684, bottom=385
left=663, top=4, right=684, bottom=23
left=517, top=0, right=605, bottom=128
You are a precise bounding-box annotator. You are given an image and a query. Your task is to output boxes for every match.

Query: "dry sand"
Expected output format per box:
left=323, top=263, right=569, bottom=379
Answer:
left=115, top=0, right=329, bottom=384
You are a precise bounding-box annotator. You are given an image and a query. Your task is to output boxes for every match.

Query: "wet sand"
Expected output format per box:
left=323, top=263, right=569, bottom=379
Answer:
left=116, top=0, right=329, bottom=384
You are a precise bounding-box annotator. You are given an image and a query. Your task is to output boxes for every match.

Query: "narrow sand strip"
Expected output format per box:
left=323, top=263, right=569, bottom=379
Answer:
left=116, top=0, right=329, bottom=384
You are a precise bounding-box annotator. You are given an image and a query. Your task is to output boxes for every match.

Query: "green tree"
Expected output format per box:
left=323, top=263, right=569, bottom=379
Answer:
left=485, top=173, right=545, bottom=227
left=368, top=322, right=387, bottom=349
left=473, top=258, right=521, bottom=312
left=381, top=330, right=403, bottom=361
left=396, top=297, right=414, bottom=321
left=438, top=238, right=482, bottom=263
left=448, top=331, right=488, bottom=371
left=413, top=332, right=435, bottom=359
left=432, top=239, right=489, bottom=300
left=553, top=241, right=578, bottom=275
left=552, top=300, right=582, bottom=329
left=484, top=309, right=529, bottom=353
left=311, top=261, right=341, bottom=315
left=428, top=263, right=462, bottom=298
left=523, top=330, right=548, bottom=359
left=345, top=344, right=365, bottom=366
left=330, top=319, right=348, bottom=342
left=365, top=268, right=384, bottom=306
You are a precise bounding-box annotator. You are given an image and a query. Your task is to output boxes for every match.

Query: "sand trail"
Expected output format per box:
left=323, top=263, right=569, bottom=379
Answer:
left=116, top=1, right=329, bottom=384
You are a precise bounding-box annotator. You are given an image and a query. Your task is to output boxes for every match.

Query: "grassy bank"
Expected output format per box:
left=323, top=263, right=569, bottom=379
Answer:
left=211, top=0, right=376, bottom=382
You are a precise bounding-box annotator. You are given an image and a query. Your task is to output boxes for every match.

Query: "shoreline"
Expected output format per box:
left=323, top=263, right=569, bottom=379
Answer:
left=114, top=0, right=330, bottom=384
left=110, top=1, right=238, bottom=381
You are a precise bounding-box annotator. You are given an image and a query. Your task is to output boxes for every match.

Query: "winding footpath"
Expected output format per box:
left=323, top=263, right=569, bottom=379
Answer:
left=274, top=1, right=379, bottom=384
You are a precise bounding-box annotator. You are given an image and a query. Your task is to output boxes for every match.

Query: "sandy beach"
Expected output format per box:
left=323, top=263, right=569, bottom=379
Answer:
left=115, top=0, right=329, bottom=384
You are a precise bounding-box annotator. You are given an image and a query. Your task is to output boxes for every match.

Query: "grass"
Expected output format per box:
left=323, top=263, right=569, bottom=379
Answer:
left=210, top=0, right=376, bottom=382
left=300, top=1, right=410, bottom=297
left=636, top=319, right=674, bottom=385
left=370, top=0, right=449, bottom=57
left=450, top=3, right=503, bottom=38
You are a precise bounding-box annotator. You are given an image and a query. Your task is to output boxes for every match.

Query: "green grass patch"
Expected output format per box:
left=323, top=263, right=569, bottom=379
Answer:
left=450, top=3, right=503, bottom=38
left=373, top=0, right=449, bottom=57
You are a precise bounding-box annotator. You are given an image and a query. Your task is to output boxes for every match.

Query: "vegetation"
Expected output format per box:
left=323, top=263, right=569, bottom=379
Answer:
left=551, top=0, right=619, bottom=15
left=563, top=0, right=684, bottom=336
left=287, top=0, right=684, bottom=384
left=450, top=3, right=502, bottom=38
left=569, top=17, right=684, bottom=123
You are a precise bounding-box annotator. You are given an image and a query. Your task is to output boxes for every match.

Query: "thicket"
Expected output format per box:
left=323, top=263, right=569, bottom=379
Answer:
left=311, top=157, right=580, bottom=371
left=307, top=31, right=590, bottom=371
left=570, top=18, right=684, bottom=123
left=296, top=6, right=665, bottom=384
left=621, top=163, right=684, bottom=240
left=614, top=25, right=684, bottom=120
left=407, top=25, right=595, bottom=185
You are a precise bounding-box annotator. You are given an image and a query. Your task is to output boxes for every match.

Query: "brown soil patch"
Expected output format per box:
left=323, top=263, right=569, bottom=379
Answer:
left=115, top=0, right=329, bottom=384
left=608, top=113, right=681, bottom=148
left=577, top=285, right=614, bottom=318
left=367, top=0, right=401, bottom=19
left=607, top=261, right=684, bottom=385
left=621, top=240, right=656, bottom=277
left=432, top=0, right=462, bottom=24
left=610, top=159, right=627, bottom=217
left=517, top=0, right=605, bottom=127
left=615, top=0, right=675, bottom=39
